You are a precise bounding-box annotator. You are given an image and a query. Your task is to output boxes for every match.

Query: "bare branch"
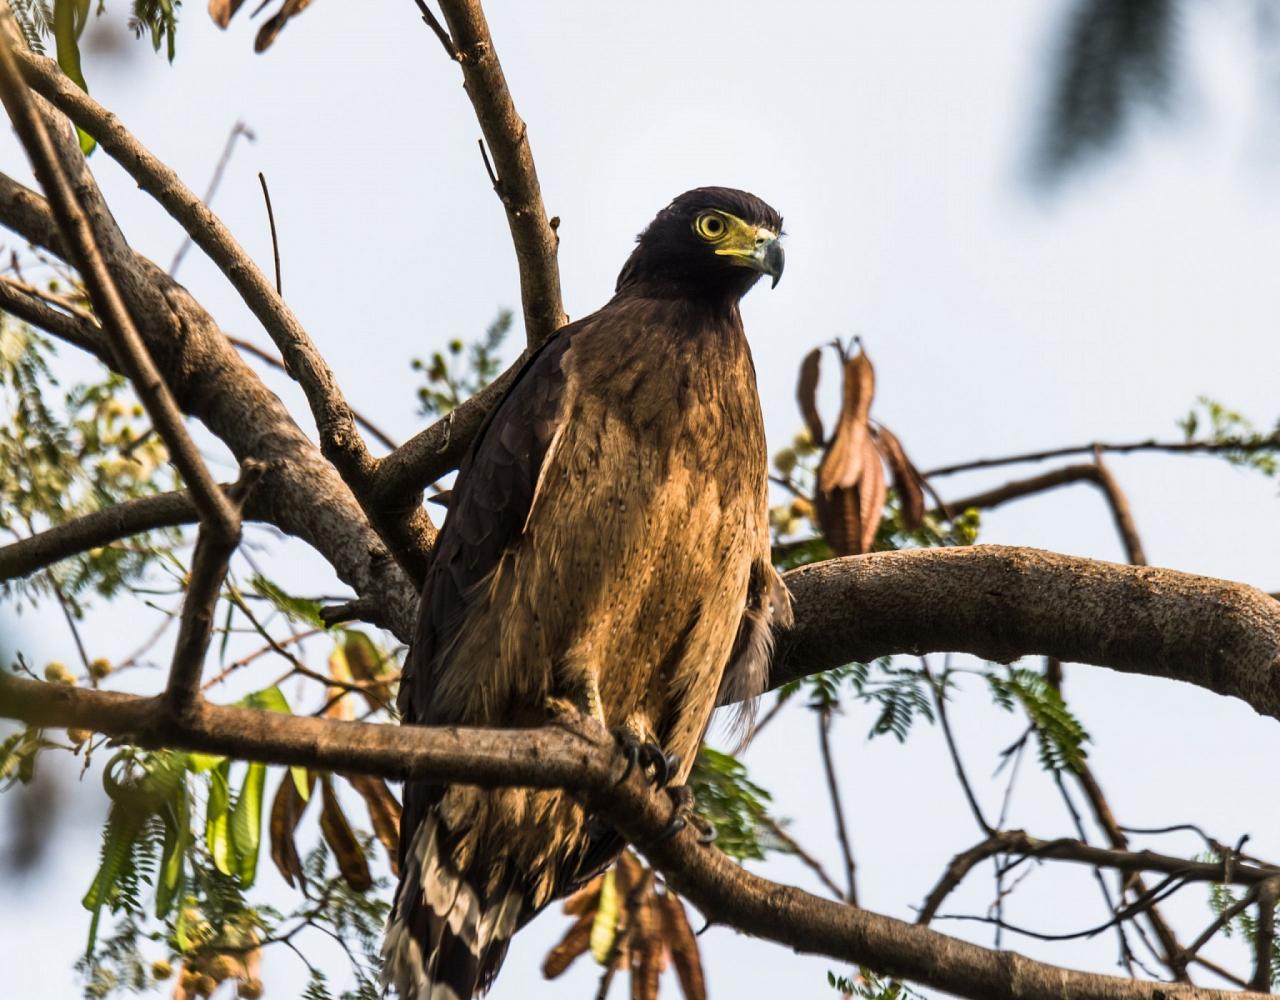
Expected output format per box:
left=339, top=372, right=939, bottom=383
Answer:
left=256, top=171, right=282, bottom=295
left=170, top=119, right=254, bottom=276
left=228, top=335, right=399, bottom=451
left=0, top=489, right=202, bottom=580
left=942, top=463, right=1102, bottom=513
left=411, top=0, right=460, bottom=59
left=0, top=32, right=240, bottom=543
left=432, top=0, right=567, bottom=346
left=0, top=672, right=1269, bottom=1000
left=817, top=708, right=858, bottom=905
left=926, top=435, right=1280, bottom=479
left=164, top=526, right=237, bottom=712
left=1090, top=452, right=1147, bottom=566
left=1250, top=879, right=1278, bottom=992
left=7, top=44, right=438, bottom=579
left=925, top=660, right=994, bottom=835
left=0, top=272, right=108, bottom=358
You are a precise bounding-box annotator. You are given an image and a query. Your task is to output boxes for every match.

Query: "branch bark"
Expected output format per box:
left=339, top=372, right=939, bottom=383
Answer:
left=773, top=546, right=1280, bottom=722
left=434, top=0, right=567, bottom=346
left=0, top=672, right=1267, bottom=1000
left=0, top=488, right=205, bottom=580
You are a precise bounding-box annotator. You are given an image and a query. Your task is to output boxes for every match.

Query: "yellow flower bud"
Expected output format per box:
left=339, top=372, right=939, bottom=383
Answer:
left=44, top=661, right=75, bottom=685
left=67, top=728, right=92, bottom=745
left=151, top=959, right=173, bottom=981
left=89, top=658, right=112, bottom=680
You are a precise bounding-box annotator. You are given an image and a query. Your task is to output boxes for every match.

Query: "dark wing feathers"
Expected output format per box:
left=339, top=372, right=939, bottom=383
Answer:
left=400, top=331, right=573, bottom=726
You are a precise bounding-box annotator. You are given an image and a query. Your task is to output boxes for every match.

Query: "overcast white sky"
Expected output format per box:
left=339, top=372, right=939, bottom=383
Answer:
left=4, top=1, right=1280, bottom=998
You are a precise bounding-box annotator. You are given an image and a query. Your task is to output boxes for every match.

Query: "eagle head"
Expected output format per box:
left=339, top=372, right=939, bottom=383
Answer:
left=616, top=187, right=784, bottom=299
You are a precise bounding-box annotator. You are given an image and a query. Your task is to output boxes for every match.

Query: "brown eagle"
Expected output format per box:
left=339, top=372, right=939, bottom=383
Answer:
left=382, top=187, right=791, bottom=1000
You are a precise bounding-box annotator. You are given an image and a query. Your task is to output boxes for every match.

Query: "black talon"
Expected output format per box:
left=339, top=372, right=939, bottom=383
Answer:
left=612, top=731, right=677, bottom=788
left=615, top=740, right=641, bottom=786
left=655, top=814, right=687, bottom=843
left=694, top=820, right=717, bottom=845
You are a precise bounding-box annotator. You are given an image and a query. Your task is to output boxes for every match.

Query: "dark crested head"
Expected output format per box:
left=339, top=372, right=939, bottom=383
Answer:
left=615, top=187, right=784, bottom=301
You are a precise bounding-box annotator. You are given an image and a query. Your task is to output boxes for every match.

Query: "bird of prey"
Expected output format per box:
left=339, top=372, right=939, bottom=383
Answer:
left=383, top=187, right=791, bottom=1000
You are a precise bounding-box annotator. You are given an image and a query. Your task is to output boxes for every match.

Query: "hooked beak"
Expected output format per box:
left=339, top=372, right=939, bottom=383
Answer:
left=758, top=235, right=785, bottom=288
left=716, top=224, right=785, bottom=288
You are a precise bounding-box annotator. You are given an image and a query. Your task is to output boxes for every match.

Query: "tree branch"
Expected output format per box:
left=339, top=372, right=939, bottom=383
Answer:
left=164, top=526, right=236, bottom=713
left=8, top=43, right=437, bottom=581
left=0, top=31, right=240, bottom=544
left=926, top=435, right=1280, bottom=479
left=0, top=488, right=203, bottom=580
left=432, top=0, right=567, bottom=346
left=372, top=351, right=525, bottom=508
left=227, top=335, right=399, bottom=452
left=0, top=672, right=1268, bottom=1000
left=0, top=272, right=109, bottom=359
left=0, top=173, right=420, bottom=639
left=772, top=546, right=1280, bottom=722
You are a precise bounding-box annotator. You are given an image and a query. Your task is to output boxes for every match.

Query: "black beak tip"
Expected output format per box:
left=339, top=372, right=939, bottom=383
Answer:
left=766, top=242, right=785, bottom=288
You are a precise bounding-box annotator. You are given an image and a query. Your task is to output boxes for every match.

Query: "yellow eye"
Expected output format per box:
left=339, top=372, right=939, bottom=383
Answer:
left=694, top=212, right=727, bottom=242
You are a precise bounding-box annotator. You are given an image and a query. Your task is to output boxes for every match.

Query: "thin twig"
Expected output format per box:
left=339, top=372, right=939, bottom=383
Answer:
left=924, top=659, right=993, bottom=834
left=761, top=816, right=846, bottom=900
left=0, top=272, right=107, bottom=358
left=816, top=707, right=858, bottom=905
left=257, top=171, right=281, bottom=295
left=430, top=0, right=567, bottom=346
left=227, top=335, right=398, bottom=451
left=926, top=434, right=1280, bottom=479
left=410, top=0, right=459, bottom=59
left=164, top=527, right=238, bottom=711
left=170, top=120, right=254, bottom=276
left=1180, top=883, right=1262, bottom=966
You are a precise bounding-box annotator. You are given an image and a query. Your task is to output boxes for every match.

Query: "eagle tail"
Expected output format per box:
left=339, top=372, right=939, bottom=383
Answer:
left=382, top=811, right=523, bottom=1000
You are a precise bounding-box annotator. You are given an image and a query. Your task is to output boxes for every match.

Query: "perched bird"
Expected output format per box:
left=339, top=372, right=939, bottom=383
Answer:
left=383, top=187, right=792, bottom=1000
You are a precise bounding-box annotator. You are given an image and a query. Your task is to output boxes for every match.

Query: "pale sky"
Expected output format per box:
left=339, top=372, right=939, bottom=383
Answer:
left=3, top=2, right=1280, bottom=998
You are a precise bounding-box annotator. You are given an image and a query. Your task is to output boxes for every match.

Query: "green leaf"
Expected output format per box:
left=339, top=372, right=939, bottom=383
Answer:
left=291, top=765, right=311, bottom=802
left=186, top=751, right=226, bottom=773
left=52, top=0, right=95, bottom=155
left=155, top=775, right=190, bottom=918
left=230, top=761, right=266, bottom=887
left=589, top=866, right=620, bottom=963
left=205, top=759, right=235, bottom=877
left=249, top=574, right=326, bottom=627
left=238, top=684, right=291, bottom=714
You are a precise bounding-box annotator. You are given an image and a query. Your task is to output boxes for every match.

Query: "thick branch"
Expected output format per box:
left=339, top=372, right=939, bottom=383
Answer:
left=0, top=488, right=204, bottom=579
left=434, top=0, right=567, bottom=346
left=773, top=546, right=1280, bottom=722
left=0, top=673, right=1265, bottom=1000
